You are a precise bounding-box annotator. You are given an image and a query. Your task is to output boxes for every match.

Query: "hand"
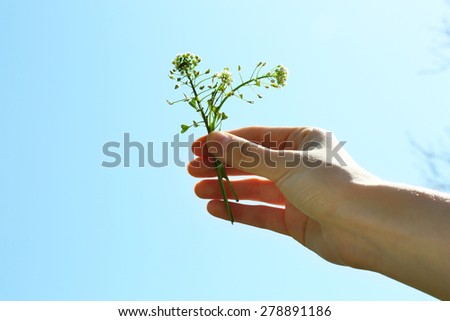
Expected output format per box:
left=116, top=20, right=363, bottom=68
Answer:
left=188, top=126, right=450, bottom=299
left=188, top=126, right=378, bottom=269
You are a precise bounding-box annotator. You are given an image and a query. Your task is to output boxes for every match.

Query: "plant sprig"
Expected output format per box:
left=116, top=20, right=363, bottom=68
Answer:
left=168, top=52, right=288, bottom=223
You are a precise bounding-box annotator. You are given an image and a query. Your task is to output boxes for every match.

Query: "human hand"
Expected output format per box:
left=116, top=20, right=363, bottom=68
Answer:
left=188, top=126, right=450, bottom=299
left=188, top=126, right=379, bottom=269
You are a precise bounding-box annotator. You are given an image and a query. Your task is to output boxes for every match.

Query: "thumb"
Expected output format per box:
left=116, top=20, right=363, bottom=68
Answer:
left=206, top=131, right=293, bottom=181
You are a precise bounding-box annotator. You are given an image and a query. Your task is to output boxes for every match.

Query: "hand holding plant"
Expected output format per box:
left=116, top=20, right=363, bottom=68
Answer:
left=168, top=52, right=288, bottom=223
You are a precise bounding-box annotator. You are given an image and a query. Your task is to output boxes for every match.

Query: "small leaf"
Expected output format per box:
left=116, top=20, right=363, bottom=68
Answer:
left=205, top=69, right=211, bottom=74
left=199, top=86, right=205, bottom=90
left=181, top=124, right=190, bottom=133
left=174, top=84, right=179, bottom=89
left=257, top=94, right=263, bottom=99
left=166, top=100, right=174, bottom=105
left=189, top=99, right=197, bottom=108
left=238, top=65, right=241, bottom=71
left=221, top=112, right=228, bottom=120
left=248, top=100, right=254, bottom=104
left=193, top=120, right=199, bottom=127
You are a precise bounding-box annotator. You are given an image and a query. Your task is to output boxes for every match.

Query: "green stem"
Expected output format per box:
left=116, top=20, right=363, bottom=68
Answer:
left=216, top=75, right=271, bottom=110
left=195, top=75, right=215, bottom=87
left=218, top=161, right=239, bottom=202
left=215, top=159, right=234, bottom=224
left=186, top=72, right=236, bottom=224
left=186, top=74, right=209, bottom=130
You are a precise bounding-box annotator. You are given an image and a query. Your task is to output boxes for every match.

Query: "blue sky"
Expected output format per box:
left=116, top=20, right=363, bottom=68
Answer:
left=1, top=0, right=450, bottom=300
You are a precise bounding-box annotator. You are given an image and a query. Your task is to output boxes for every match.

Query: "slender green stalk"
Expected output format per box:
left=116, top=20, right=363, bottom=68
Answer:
left=215, top=160, right=234, bottom=224
left=186, top=73, right=238, bottom=223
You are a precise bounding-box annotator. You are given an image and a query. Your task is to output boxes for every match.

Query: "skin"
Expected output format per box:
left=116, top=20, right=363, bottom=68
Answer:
left=187, top=126, right=450, bottom=300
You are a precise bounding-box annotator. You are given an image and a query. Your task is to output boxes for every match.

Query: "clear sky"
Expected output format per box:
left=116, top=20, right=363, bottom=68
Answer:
left=1, top=0, right=450, bottom=300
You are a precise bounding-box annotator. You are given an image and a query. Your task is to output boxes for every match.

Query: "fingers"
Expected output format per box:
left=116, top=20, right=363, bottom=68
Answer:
left=205, top=131, right=294, bottom=181
left=207, top=200, right=288, bottom=235
left=189, top=127, right=327, bottom=181
left=187, top=157, right=250, bottom=177
left=195, top=178, right=286, bottom=205
left=191, top=126, right=306, bottom=157
left=191, top=137, right=209, bottom=157
left=227, top=126, right=301, bottom=148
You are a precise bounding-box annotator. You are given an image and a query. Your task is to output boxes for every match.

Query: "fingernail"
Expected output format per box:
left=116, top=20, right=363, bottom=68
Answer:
left=208, top=131, right=229, bottom=144
left=206, top=132, right=230, bottom=155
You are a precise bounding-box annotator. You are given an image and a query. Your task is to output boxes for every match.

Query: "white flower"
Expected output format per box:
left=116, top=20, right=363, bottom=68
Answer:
left=214, top=68, right=233, bottom=87
left=273, top=65, right=288, bottom=87
left=172, top=52, right=201, bottom=75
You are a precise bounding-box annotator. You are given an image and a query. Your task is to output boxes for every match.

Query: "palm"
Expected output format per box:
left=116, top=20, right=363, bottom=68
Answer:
left=191, top=175, right=352, bottom=267
left=284, top=202, right=345, bottom=266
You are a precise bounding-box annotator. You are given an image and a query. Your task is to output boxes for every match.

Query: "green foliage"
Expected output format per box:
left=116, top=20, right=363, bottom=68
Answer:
left=168, top=52, right=288, bottom=134
left=167, top=52, right=288, bottom=223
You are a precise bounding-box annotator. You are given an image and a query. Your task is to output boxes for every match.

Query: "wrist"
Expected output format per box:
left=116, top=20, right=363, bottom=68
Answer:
left=336, top=181, right=450, bottom=298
